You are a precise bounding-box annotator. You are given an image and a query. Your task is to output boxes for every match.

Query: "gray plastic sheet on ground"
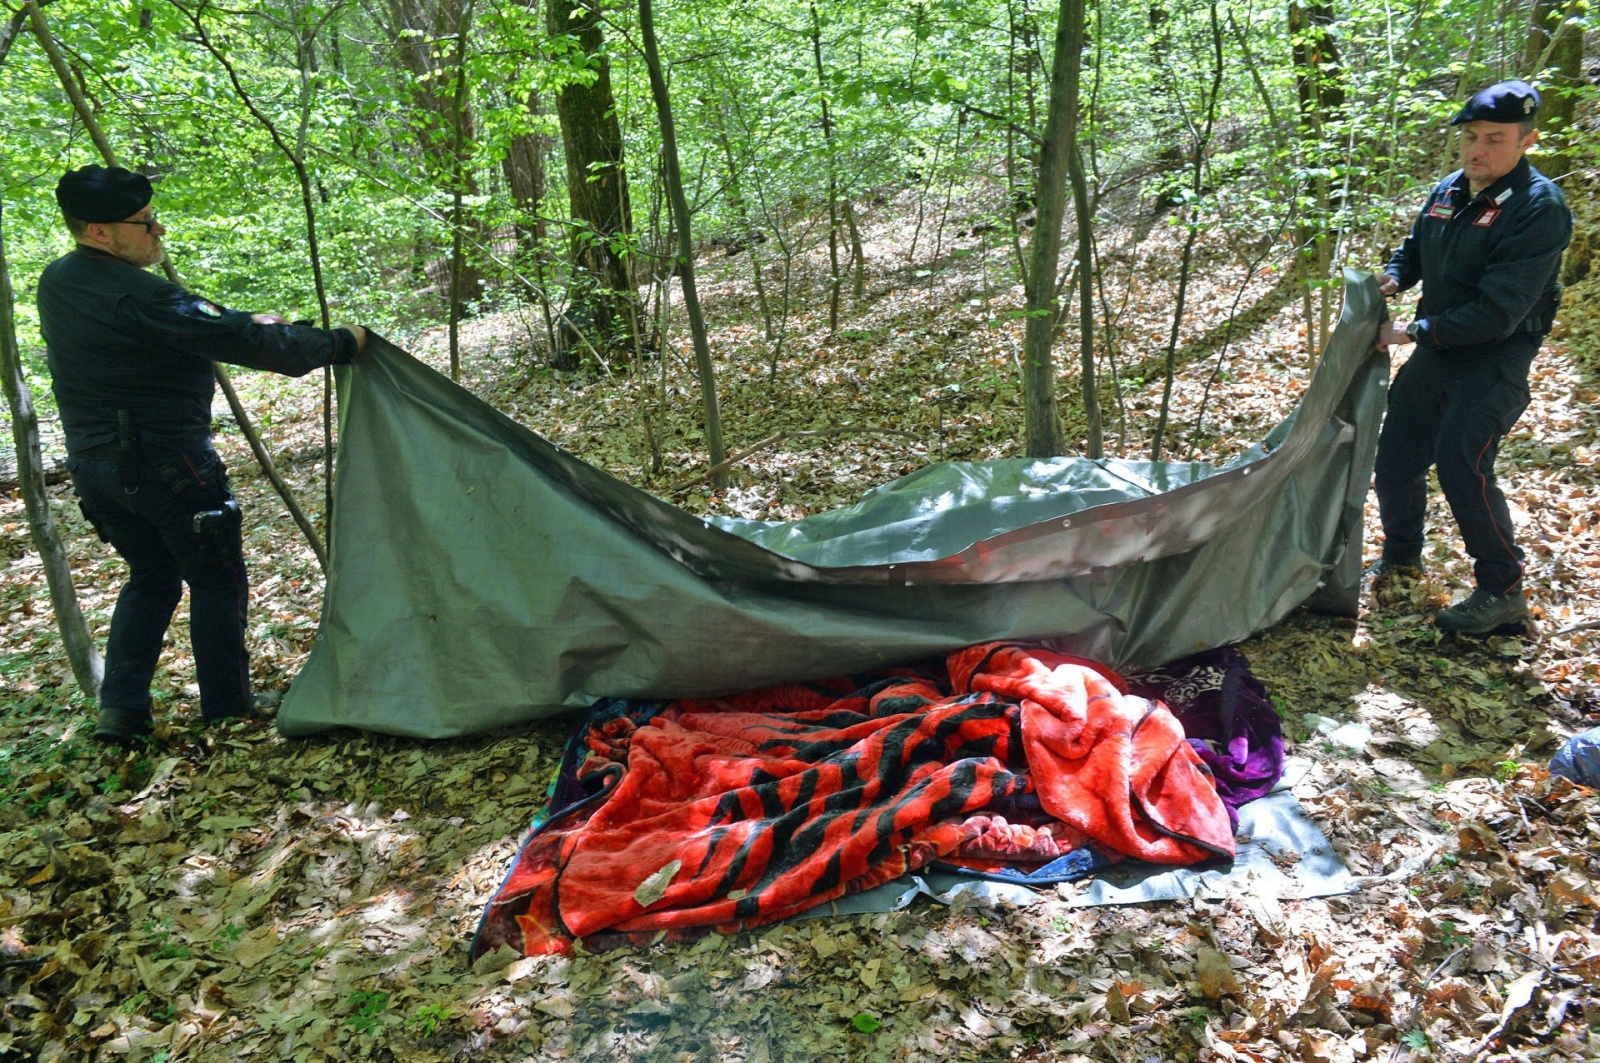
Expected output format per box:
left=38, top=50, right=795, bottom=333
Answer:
left=806, top=759, right=1357, bottom=917
left=279, top=270, right=1390, bottom=739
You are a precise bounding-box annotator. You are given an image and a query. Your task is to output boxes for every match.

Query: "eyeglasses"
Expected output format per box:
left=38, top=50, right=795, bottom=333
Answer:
left=106, top=215, right=161, bottom=233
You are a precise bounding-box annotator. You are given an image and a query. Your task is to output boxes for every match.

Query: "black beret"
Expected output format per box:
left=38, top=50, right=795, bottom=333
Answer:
left=1451, top=80, right=1540, bottom=125
left=55, top=165, right=153, bottom=222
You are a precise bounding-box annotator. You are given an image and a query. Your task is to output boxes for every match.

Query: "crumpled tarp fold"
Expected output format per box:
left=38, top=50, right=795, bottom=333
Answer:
left=278, top=269, right=1388, bottom=738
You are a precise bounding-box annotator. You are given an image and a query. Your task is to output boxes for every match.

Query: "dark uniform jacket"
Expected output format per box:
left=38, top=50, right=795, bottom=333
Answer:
left=38, top=245, right=355, bottom=455
left=1384, top=156, right=1571, bottom=356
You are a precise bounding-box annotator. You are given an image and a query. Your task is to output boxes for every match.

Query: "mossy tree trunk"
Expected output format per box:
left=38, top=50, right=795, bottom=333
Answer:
left=548, top=0, right=640, bottom=369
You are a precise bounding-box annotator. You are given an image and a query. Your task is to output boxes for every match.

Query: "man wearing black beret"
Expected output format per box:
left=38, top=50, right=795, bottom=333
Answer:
left=1370, top=81, right=1572, bottom=636
left=38, top=163, right=369, bottom=742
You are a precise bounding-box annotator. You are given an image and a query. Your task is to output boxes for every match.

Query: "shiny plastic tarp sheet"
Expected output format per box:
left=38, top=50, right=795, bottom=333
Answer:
left=278, top=270, right=1390, bottom=738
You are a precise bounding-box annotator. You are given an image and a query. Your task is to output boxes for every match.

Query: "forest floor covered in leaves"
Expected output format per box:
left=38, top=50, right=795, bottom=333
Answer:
left=3, top=174, right=1599, bottom=1062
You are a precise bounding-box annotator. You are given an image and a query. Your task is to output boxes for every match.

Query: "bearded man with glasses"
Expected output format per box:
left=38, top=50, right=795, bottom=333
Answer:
left=37, top=164, right=369, bottom=743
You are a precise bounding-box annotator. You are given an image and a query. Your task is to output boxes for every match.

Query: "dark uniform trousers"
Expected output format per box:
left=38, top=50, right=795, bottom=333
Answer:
left=1373, top=337, right=1537, bottom=596
left=69, top=449, right=250, bottom=722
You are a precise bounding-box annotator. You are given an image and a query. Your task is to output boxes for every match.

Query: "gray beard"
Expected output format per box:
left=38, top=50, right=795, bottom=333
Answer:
left=105, top=236, right=165, bottom=270
left=129, top=245, right=166, bottom=269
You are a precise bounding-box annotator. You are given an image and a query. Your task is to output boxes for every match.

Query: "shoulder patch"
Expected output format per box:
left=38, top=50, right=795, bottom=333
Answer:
left=1428, top=203, right=1455, bottom=220
left=195, top=300, right=223, bottom=318
left=1473, top=208, right=1501, bottom=227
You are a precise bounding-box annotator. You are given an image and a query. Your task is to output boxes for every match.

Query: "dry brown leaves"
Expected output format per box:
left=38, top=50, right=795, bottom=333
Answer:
left=2, top=173, right=1599, bottom=1061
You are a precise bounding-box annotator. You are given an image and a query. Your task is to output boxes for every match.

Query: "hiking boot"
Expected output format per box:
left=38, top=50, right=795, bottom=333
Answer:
left=250, top=690, right=284, bottom=718
left=93, top=704, right=153, bottom=745
left=1435, top=587, right=1528, bottom=637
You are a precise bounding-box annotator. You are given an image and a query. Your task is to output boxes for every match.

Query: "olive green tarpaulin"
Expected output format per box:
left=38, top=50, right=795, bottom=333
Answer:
left=277, top=270, right=1390, bottom=738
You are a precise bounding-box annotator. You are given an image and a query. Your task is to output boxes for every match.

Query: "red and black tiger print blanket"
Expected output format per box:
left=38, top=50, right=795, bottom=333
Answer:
left=471, top=643, right=1235, bottom=959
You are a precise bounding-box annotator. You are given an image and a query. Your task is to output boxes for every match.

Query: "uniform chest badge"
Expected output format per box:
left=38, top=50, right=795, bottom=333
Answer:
left=1428, top=203, right=1455, bottom=220
left=196, top=301, right=222, bottom=317
left=1473, top=208, right=1501, bottom=227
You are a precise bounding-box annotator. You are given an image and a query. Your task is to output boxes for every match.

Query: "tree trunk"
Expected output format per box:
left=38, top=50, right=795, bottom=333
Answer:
left=383, top=0, right=487, bottom=320
left=1288, top=2, right=1344, bottom=119
left=1002, top=3, right=1042, bottom=284
left=500, top=82, right=556, bottom=348
left=808, top=3, right=843, bottom=332
left=1287, top=0, right=1345, bottom=359
left=0, top=204, right=103, bottom=698
left=548, top=0, right=638, bottom=369
left=843, top=198, right=865, bottom=300
left=502, top=91, right=551, bottom=296
left=1021, top=0, right=1084, bottom=458
left=710, top=123, right=775, bottom=339
left=447, top=0, right=475, bottom=382
left=1523, top=0, right=1582, bottom=179
left=1066, top=138, right=1100, bottom=458
left=1150, top=2, right=1223, bottom=461
left=503, top=125, right=549, bottom=246
left=1, top=8, right=30, bottom=66
left=638, top=0, right=726, bottom=486
left=503, top=0, right=549, bottom=266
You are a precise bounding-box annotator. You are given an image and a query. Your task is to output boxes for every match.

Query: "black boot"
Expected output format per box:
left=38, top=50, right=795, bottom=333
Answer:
left=94, top=703, right=153, bottom=745
left=1435, top=587, right=1528, bottom=636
